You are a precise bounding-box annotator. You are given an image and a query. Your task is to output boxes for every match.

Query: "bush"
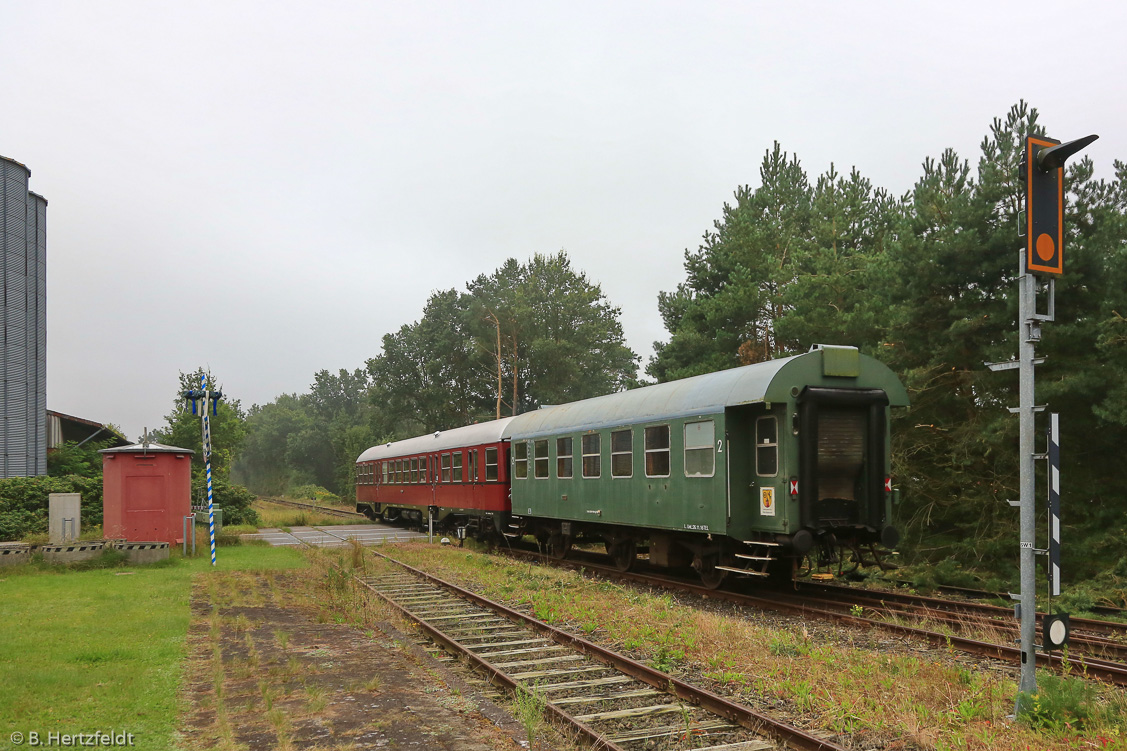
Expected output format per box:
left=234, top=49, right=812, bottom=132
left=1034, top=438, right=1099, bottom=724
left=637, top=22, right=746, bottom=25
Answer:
left=47, top=437, right=119, bottom=478
left=1023, top=674, right=1100, bottom=731
left=195, top=478, right=260, bottom=527
left=0, top=474, right=261, bottom=540
left=287, top=484, right=342, bottom=504
left=0, top=475, right=105, bottom=541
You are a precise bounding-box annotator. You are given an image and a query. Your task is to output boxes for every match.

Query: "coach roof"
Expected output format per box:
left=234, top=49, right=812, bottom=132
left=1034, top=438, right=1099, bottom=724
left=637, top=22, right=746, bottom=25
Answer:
left=357, top=416, right=516, bottom=463
left=502, top=347, right=909, bottom=440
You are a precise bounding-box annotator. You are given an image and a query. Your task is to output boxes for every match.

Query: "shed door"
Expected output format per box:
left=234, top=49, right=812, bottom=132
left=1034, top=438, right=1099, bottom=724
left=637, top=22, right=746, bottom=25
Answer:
left=125, top=475, right=166, bottom=538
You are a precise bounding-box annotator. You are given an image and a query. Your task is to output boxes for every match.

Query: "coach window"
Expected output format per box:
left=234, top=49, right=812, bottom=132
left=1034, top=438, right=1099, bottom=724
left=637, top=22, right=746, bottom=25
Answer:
left=486, top=447, right=499, bottom=481
left=440, top=453, right=451, bottom=482
left=419, top=456, right=428, bottom=483
left=557, top=437, right=573, bottom=479
left=453, top=451, right=463, bottom=482
left=382, top=462, right=388, bottom=484
left=645, top=426, right=671, bottom=477
left=756, top=416, right=778, bottom=477
left=468, top=450, right=478, bottom=482
left=684, top=420, right=716, bottom=477
left=513, top=442, right=528, bottom=479
left=611, top=429, right=632, bottom=478
left=534, top=440, right=549, bottom=478
left=407, top=457, right=416, bottom=483
left=581, top=434, right=601, bottom=478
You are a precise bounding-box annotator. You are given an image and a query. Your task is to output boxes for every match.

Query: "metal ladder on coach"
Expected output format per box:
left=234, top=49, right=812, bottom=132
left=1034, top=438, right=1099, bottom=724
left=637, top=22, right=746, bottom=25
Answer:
left=715, top=540, right=780, bottom=578
left=503, top=516, right=524, bottom=539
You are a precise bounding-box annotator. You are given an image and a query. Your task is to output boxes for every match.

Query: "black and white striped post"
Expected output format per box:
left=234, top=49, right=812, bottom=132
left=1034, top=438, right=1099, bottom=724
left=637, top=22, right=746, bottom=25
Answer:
left=1048, top=413, right=1061, bottom=597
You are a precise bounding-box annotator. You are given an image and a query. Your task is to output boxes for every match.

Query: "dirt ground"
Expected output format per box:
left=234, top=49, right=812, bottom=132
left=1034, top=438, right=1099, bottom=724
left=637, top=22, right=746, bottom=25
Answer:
left=178, top=570, right=535, bottom=750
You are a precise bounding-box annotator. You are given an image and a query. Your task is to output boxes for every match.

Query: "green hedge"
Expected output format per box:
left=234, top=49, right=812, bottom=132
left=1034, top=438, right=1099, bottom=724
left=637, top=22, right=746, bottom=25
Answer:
left=0, top=475, right=104, bottom=541
left=0, top=475, right=260, bottom=540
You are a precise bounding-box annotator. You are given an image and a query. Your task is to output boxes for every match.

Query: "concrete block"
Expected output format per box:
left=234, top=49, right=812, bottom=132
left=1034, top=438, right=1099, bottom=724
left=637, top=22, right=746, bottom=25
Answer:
left=0, top=543, right=31, bottom=567
left=40, top=541, right=105, bottom=564
left=114, top=541, right=170, bottom=564
left=49, top=493, right=81, bottom=544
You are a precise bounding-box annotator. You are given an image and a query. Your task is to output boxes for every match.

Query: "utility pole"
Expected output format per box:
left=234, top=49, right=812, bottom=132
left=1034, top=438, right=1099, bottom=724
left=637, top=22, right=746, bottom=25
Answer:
left=990, top=132, right=1095, bottom=713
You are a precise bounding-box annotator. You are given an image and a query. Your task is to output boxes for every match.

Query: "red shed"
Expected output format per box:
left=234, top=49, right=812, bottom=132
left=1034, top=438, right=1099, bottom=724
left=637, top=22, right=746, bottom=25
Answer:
left=100, top=441, right=194, bottom=544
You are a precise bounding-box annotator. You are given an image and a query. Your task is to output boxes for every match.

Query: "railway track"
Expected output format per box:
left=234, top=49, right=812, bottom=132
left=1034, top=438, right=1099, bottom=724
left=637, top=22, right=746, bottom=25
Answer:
left=258, top=497, right=367, bottom=519
left=499, top=546, right=1127, bottom=687
left=353, top=549, right=849, bottom=751
left=912, top=581, right=1127, bottom=620
left=792, top=580, right=1127, bottom=662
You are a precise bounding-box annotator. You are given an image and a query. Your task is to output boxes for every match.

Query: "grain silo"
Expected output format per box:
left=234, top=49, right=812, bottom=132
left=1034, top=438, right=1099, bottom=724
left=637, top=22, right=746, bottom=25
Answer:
left=1, top=155, right=47, bottom=478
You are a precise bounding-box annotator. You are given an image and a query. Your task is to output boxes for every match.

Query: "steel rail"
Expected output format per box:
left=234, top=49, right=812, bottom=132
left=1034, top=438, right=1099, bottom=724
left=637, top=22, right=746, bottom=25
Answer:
left=502, top=548, right=1127, bottom=686
left=899, top=580, right=1127, bottom=620
left=367, top=549, right=847, bottom=751
left=258, top=497, right=367, bottom=519
left=797, top=580, right=1127, bottom=638
left=786, top=582, right=1127, bottom=663
left=354, top=573, right=623, bottom=750
left=295, top=535, right=625, bottom=749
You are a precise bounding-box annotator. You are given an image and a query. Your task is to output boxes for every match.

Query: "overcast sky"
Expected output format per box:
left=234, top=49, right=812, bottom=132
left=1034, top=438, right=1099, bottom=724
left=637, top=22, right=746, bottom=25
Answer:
left=2, top=1, right=1124, bottom=441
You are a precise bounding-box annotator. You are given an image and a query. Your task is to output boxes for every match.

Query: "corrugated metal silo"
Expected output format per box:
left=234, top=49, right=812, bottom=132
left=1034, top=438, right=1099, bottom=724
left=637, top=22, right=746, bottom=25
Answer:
left=0, top=155, right=47, bottom=478
left=28, top=191, right=47, bottom=474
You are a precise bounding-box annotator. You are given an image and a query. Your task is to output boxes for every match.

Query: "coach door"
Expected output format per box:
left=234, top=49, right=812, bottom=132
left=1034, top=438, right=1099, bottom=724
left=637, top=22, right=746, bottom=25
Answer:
left=796, top=387, right=888, bottom=531
left=468, top=448, right=481, bottom=509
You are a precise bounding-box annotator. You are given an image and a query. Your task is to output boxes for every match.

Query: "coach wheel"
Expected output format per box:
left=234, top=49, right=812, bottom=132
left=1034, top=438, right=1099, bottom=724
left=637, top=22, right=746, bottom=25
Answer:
left=698, top=564, right=727, bottom=590
left=606, top=538, right=636, bottom=572
left=694, top=552, right=728, bottom=590
left=546, top=532, right=572, bottom=560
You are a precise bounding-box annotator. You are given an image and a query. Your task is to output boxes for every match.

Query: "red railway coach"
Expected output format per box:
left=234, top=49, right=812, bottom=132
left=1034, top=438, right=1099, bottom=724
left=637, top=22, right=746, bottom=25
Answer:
left=355, top=416, right=515, bottom=535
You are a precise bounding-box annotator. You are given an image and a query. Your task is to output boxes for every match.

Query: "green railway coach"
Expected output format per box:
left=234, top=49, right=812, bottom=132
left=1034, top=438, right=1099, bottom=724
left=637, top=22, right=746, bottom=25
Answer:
left=502, top=345, right=909, bottom=587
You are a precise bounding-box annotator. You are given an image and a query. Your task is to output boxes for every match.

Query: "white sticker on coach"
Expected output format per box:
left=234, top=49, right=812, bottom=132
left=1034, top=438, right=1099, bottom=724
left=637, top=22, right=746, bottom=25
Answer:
left=760, top=487, right=775, bottom=517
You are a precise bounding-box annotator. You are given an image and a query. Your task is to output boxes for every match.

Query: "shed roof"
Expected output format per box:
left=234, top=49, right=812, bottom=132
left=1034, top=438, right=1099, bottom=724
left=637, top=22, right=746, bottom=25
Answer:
left=503, top=348, right=909, bottom=440
left=100, top=441, right=194, bottom=455
left=357, top=417, right=516, bottom=463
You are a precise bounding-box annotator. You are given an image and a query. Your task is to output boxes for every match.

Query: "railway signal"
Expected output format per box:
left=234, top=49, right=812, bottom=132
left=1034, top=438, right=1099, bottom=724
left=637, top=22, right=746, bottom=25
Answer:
left=1043, top=613, right=1070, bottom=651
left=184, top=371, right=223, bottom=566
left=1022, top=134, right=1098, bottom=275
left=993, top=130, right=1096, bottom=714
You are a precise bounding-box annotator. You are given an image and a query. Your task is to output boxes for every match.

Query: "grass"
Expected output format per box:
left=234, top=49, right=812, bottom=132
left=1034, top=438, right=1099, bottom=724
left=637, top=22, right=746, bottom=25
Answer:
left=511, top=683, right=546, bottom=748
left=252, top=501, right=365, bottom=529
left=21, top=524, right=109, bottom=544
left=0, top=545, right=306, bottom=751
left=380, top=542, right=1127, bottom=751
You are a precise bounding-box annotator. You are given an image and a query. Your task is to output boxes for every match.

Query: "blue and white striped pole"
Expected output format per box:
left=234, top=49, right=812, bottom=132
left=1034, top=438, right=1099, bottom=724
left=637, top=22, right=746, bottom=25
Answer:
left=1048, top=413, right=1060, bottom=597
left=202, top=372, right=217, bottom=567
